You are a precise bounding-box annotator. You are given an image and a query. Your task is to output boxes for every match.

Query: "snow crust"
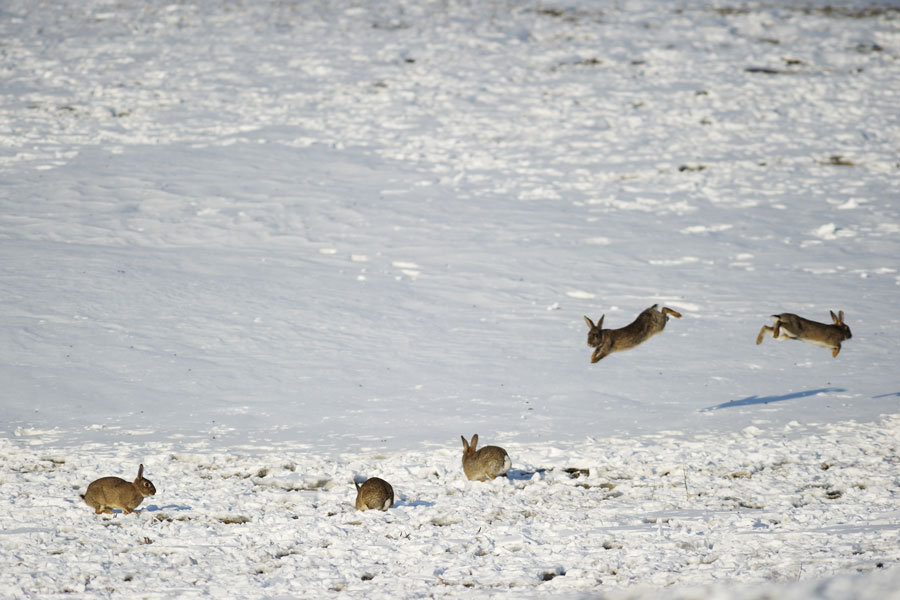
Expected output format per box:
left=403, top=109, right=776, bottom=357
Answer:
left=1, top=0, right=898, bottom=597
left=2, top=418, right=900, bottom=598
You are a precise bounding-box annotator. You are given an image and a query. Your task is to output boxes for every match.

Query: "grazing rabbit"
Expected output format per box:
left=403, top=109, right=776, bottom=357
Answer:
left=81, top=464, right=156, bottom=515
left=756, top=310, right=852, bottom=357
left=354, top=477, right=394, bottom=511
left=461, top=434, right=511, bottom=481
left=584, top=304, right=682, bottom=363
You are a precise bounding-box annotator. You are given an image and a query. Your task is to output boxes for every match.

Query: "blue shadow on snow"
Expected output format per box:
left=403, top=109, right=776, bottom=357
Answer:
left=397, top=499, right=436, bottom=508
left=507, top=469, right=544, bottom=482
left=144, top=504, right=191, bottom=512
left=701, top=387, right=846, bottom=412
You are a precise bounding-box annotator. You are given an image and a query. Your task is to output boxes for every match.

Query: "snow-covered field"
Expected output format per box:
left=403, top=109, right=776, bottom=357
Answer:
left=1, top=0, right=898, bottom=597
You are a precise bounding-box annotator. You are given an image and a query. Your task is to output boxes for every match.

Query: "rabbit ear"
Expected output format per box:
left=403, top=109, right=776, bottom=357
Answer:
left=597, top=315, right=604, bottom=329
left=138, top=464, right=144, bottom=479
left=460, top=435, right=469, bottom=452
left=830, top=310, right=839, bottom=323
left=470, top=434, right=478, bottom=450
left=354, top=480, right=361, bottom=492
left=584, top=316, right=595, bottom=329
left=838, top=310, right=844, bottom=323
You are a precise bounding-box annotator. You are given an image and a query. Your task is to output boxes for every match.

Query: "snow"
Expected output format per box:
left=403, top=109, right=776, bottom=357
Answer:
left=1, top=0, right=899, bottom=598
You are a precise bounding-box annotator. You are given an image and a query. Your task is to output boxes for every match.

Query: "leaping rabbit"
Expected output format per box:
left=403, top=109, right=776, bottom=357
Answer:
left=584, top=304, right=682, bottom=363
left=756, top=310, right=851, bottom=357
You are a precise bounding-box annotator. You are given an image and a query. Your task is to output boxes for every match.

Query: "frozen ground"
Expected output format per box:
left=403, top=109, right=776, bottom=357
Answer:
left=1, top=0, right=898, bottom=598
left=2, top=416, right=900, bottom=599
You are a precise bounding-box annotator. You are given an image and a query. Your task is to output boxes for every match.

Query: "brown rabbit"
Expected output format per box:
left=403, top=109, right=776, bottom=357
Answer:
left=756, top=310, right=852, bottom=357
left=354, top=477, right=394, bottom=511
left=461, top=434, right=511, bottom=481
left=81, top=464, right=156, bottom=515
left=584, top=304, right=682, bottom=363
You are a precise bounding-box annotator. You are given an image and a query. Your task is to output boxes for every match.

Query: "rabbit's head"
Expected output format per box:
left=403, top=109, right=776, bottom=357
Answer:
left=584, top=316, right=614, bottom=361
left=134, top=464, right=156, bottom=497
left=831, top=310, right=852, bottom=340
left=584, top=315, right=605, bottom=347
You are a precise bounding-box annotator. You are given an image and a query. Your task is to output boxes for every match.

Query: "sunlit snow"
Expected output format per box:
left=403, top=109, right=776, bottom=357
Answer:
left=1, top=0, right=898, bottom=598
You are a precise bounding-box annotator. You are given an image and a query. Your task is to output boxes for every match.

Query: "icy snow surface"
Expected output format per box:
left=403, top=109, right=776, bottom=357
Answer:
left=1, top=0, right=899, bottom=598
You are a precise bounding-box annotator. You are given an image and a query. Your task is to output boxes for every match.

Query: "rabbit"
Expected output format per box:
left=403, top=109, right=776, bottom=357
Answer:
left=354, top=477, right=394, bottom=511
left=756, top=310, right=852, bottom=357
left=584, top=304, right=682, bottom=363
left=81, top=464, right=156, bottom=515
left=461, top=434, right=511, bottom=481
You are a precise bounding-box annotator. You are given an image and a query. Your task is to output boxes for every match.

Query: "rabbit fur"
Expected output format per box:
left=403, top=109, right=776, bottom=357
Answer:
left=461, top=434, right=511, bottom=481
left=81, top=464, right=156, bottom=515
left=354, top=477, right=394, bottom=511
left=584, top=304, right=682, bottom=363
left=756, top=310, right=852, bottom=357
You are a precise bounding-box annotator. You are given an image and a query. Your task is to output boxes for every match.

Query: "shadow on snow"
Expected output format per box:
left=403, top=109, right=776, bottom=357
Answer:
left=701, top=387, right=846, bottom=412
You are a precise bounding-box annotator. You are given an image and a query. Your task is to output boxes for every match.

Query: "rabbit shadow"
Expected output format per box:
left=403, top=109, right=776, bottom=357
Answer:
left=701, top=387, right=846, bottom=412
left=395, top=498, right=436, bottom=509
left=144, top=503, right=191, bottom=512
left=507, top=469, right=546, bottom=482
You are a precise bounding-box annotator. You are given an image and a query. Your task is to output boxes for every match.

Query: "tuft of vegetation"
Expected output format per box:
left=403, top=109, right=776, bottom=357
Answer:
left=822, top=155, right=856, bottom=167
left=540, top=568, right=565, bottom=581
left=216, top=515, right=251, bottom=525
left=562, top=467, right=590, bottom=478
